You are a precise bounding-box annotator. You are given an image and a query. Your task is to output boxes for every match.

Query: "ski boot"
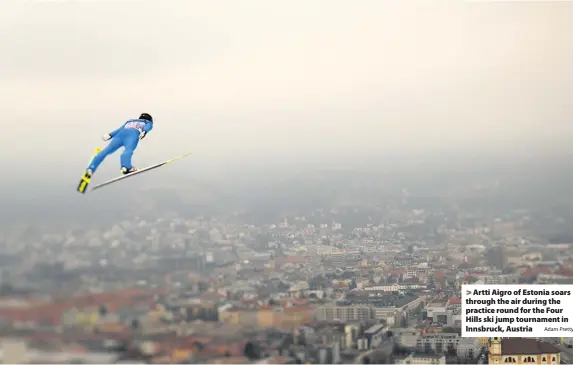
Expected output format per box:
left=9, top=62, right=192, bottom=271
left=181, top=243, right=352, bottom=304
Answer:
left=121, top=167, right=138, bottom=175
left=77, top=169, right=94, bottom=194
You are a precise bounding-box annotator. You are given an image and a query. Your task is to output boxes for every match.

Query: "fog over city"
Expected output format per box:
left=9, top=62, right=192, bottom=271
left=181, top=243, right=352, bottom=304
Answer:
left=1, top=1, right=572, bottom=224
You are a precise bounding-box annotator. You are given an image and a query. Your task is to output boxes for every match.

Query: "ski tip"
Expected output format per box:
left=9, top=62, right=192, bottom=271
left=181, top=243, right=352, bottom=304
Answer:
left=167, top=151, right=192, bottom=163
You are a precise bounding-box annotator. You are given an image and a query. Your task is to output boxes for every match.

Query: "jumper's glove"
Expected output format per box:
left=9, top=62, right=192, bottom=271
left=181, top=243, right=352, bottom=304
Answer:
left=102, top=134, right=112, bottom=141
left=139, top=131, right=147, bottom=140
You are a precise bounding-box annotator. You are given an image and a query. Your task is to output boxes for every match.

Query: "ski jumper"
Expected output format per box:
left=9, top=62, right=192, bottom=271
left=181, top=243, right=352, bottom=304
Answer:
left=88, top=119, right=153, bottom=173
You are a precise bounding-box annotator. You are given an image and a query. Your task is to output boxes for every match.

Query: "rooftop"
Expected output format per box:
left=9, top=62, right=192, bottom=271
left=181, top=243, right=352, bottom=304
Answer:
left=501, top=338, right=560, bottom=355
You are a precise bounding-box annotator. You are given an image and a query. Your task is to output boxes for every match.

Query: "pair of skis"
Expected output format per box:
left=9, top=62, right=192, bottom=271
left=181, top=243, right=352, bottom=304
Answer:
left=76, top=148, right=192, bottom=194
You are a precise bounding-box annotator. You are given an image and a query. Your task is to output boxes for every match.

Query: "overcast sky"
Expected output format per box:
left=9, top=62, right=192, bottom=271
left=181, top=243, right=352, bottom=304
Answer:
left=1, top=0, right=572, bottom=183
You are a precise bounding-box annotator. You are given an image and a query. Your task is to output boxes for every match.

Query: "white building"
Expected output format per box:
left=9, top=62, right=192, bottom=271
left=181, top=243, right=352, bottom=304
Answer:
left=397, top=330, right=421, bottom=349
left=364, top=284, right=425, bottom=291
left=395, top=353, right=446, bottom=364
left=416, top=333, right=460, bottom=354
left=315, top=305, right=373, bottom=322
left=482, top=274, right=518, bottom=285
left=456, top=337, right=483, bottom=359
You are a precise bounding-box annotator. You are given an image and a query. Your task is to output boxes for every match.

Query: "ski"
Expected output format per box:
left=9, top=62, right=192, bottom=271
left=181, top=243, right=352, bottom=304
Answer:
left=89, top=152, right=192, bottom=192
left=76, top=147, right=102, bottom=194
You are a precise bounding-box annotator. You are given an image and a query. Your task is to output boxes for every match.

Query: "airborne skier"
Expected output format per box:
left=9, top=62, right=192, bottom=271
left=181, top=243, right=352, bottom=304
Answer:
left=85, top=113, right=153, bottom=177
left=76, top=112, right=191, bottom=194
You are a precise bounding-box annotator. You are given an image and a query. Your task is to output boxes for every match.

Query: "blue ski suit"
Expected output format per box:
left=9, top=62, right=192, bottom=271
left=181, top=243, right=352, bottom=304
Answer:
left=87, top=119, right=153, bottom=173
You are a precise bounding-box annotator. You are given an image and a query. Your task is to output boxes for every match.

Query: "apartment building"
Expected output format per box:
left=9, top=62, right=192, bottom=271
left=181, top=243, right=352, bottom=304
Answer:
left=315, top=305, right=373, bottom=322
left=416, top=333, right=460, bottom=354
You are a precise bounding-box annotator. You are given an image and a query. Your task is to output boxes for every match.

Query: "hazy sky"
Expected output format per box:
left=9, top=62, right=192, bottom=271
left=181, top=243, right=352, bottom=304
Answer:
left=1, top=0, right=572, bottom=182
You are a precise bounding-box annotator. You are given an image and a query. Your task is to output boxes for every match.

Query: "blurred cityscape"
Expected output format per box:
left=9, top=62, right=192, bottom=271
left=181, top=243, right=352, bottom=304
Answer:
left=1, top=180, right=572, bottom=364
